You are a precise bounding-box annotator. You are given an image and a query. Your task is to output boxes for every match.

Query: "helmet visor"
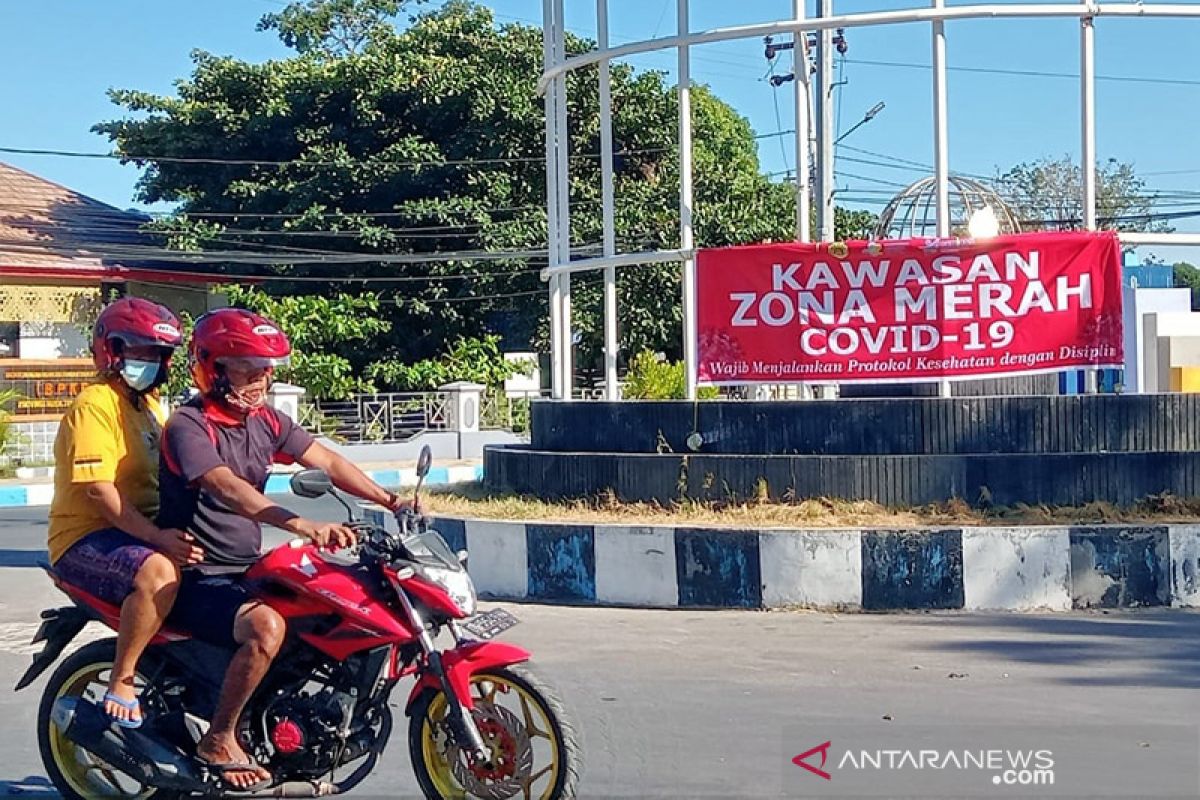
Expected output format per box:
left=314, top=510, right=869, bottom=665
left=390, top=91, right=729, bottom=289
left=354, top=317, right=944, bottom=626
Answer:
left=217, top=356, right=290, bottom=372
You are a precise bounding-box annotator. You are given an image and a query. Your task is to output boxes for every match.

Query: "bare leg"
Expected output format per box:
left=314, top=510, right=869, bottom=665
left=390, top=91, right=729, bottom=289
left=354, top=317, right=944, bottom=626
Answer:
left=105, top=554, right=180, bottom=725
left=196, top=603, right=285, bottom=789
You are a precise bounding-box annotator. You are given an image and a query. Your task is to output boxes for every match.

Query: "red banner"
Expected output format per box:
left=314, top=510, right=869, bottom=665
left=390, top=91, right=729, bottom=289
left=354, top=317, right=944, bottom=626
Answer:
left=696, top=231, right=1124, bottom=385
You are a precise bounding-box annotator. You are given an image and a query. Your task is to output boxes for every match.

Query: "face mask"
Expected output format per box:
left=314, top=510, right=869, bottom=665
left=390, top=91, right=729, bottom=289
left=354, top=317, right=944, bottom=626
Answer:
left=120, top=359, right=161, bottom=392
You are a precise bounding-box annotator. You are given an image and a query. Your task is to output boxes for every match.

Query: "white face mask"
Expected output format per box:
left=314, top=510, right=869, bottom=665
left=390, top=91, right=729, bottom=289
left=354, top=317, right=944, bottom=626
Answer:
left=120, top=359, right=161, bottom=392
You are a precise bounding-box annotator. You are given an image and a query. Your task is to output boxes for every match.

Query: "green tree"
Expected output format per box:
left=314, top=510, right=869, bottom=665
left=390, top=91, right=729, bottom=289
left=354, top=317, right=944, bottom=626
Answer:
left=366, top=334, right=530, bottom=390
left=224, top=285, right=391, bottom=398
left=996, top=156, right=1173, bottom=234
left=1174, top=262, right=1200, bottom=311
left=95, top=0, right=869, bottom=374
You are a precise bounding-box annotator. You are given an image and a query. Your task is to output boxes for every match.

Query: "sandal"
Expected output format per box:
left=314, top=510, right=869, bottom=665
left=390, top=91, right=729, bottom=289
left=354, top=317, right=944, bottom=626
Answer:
left=197, top=755, right=272, bottom=791
left=102, top=692, right=143, bottom=729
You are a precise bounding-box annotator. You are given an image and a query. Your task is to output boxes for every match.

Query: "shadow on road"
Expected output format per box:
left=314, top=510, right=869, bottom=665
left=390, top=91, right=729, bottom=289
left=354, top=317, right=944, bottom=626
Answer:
left=897, top=610, right=1200, bottom=689
left=0, top=550, right=47, bottom=568
left=0, top=775, right=56, bottom=795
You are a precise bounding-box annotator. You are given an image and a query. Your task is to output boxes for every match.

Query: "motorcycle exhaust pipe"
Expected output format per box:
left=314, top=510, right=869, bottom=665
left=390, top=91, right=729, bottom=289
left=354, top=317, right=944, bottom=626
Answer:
left=51, top=697, right=203, bottom=791
left=230, top=780, right=338, bottom=798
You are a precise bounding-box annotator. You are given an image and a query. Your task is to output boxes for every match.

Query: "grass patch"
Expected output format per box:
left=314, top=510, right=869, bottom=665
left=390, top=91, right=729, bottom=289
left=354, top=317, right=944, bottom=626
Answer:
left=422, top=486, right=1200, bottom=528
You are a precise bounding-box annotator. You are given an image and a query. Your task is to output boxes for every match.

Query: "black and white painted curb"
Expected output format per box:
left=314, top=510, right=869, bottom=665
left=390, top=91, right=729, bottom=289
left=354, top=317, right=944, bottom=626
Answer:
left=366, top=515, right=1200, bottom=611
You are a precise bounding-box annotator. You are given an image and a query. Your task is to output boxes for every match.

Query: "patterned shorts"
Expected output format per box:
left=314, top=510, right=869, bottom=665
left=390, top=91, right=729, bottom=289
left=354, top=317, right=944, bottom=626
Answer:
left=53, top=528, right=157, bottom=606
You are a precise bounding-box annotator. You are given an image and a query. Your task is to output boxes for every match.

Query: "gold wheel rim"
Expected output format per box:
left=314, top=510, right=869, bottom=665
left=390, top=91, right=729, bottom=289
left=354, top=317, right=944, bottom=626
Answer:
left=48, top=660, right=155, bottom=799
left=420, top=673, right=562, bottom=800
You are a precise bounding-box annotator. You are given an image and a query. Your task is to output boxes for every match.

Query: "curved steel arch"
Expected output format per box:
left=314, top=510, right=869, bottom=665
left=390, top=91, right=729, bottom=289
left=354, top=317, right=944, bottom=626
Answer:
left=539, top=1, right=1200, bottom=400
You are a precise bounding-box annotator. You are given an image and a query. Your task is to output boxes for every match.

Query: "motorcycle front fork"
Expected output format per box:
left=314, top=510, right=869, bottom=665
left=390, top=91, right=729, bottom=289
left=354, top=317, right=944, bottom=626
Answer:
left=395, top=588, right=491, bottom=764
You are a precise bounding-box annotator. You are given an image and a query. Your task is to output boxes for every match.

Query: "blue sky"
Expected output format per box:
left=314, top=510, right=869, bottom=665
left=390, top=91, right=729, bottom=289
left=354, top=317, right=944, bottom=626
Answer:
left=2, top=0, right=1198, bottom=261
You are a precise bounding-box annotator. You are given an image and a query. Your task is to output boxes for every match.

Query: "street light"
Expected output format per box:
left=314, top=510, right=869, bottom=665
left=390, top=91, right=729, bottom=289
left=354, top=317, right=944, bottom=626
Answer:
left=835, top=101, right=885, bottom=144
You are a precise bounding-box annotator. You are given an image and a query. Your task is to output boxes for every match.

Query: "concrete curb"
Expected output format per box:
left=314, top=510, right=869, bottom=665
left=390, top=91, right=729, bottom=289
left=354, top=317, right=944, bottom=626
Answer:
left=0, top=464, right=485, bottom=508
left=405, top=517, right=1198, bottom=611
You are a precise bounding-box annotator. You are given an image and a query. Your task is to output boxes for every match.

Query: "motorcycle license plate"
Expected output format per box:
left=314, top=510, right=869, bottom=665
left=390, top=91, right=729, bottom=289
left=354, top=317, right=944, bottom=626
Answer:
left=463, top=608, right=520, bottom=640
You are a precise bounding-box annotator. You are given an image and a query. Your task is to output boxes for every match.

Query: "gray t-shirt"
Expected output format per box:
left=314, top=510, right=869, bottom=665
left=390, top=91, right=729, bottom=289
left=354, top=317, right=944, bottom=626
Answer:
left=158, top=398, right=315, bottom=566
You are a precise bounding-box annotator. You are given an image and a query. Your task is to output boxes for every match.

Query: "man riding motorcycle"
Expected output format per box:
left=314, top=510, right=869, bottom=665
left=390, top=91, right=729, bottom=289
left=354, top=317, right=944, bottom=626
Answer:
left=157, top=307, right=411, bottom=790
left=47, top=297, right=194, bottom=730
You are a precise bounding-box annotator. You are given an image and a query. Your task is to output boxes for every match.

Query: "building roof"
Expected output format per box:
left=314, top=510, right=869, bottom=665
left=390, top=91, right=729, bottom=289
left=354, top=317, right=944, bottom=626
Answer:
left=0, top=161, right=212, bottom=284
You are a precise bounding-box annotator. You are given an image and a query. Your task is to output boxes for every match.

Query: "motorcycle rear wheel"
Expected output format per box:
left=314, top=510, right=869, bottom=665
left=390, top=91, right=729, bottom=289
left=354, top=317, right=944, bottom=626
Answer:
left=408, top=663, right=582, bottom=800
left=37, top=638, right=179, bottom=800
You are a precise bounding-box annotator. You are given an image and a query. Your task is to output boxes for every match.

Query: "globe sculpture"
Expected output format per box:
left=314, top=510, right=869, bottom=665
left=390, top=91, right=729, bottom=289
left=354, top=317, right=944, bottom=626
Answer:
left=874, top=176, right=1022, bottom=241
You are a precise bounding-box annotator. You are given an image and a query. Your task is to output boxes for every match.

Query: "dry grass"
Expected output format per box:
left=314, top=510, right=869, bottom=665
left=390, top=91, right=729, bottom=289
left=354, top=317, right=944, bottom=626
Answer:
left=421, top=486, right=1200, bottom=528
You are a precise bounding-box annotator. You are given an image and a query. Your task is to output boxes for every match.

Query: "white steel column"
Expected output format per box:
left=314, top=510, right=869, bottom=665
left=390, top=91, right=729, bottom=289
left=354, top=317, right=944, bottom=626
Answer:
left=679, top=0, right=698, bottom=400
left=598, top=0, right=619, bottom=401
left=815, top=0, right=835, bottom=241
left=542, top=0, right=565, bottom=399
left=553, top=0, right=573, bottom=399
left=1081, top=3, right=1099, bottom=393
left=794, top=0, right=811, bottom=242
left=932, top=0, right=952, bottom=398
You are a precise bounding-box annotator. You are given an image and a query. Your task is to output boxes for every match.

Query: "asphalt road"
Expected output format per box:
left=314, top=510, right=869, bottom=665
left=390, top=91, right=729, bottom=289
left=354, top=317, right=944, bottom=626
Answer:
left=2, top=502, right=1200, bottom=798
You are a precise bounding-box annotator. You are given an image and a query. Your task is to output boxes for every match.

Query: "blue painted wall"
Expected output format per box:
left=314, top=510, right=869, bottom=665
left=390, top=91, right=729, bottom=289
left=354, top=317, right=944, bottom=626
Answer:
left=674, top=529, right=762, bottom=608
left=526, top=524, right=596, bottom=602
left=862, top=529, right=964, bottom=610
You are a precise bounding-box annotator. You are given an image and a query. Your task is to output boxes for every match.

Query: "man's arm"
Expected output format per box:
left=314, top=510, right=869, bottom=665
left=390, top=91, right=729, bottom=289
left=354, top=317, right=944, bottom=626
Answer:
left=197, top=465, right=355, bottom=548
left=297, top=441, right=406, bottom=511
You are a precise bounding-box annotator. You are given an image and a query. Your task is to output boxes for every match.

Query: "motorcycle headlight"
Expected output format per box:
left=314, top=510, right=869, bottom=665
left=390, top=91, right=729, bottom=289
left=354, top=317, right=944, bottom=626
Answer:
left=421, top=565, right=477, bottom=617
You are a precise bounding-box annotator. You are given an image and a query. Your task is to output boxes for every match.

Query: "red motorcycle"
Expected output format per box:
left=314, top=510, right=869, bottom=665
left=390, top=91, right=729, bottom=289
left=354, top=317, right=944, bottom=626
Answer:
left=17, top=447, right=581, bottom=799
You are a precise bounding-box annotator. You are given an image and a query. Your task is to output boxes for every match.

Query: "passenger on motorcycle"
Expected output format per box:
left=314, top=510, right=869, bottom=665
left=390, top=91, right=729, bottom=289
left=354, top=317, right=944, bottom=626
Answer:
left=157, top=307, right=411, bottom=790
left=48, top=297, right=193, bottom=729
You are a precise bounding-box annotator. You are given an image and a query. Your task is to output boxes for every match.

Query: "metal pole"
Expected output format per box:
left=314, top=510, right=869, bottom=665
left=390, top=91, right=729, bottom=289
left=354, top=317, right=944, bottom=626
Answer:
left=679, top=0, right=698, bottom=400
left=1081, top=3, right=1099, bottom=394
left=793, top=0, right=811, bottom=243
left=538, top=4, right=1200, bottom=91
left=815, top=0, right=835, bottom=241
left=1081, top=12, right=1097, bottom=230
left=932, top=0, right=952, bottom=398
left=542, top=0, right=564, bottom=400
left=553, top=0, right=573, bottom=399
left=598, top=0, right=619, bottom=401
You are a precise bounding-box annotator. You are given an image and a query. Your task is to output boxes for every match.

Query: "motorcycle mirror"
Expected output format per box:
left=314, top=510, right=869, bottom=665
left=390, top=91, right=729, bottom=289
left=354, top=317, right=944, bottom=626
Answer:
left=411, top=445, right=434, bottom=508
left=290, top=469, right=333, bottom=499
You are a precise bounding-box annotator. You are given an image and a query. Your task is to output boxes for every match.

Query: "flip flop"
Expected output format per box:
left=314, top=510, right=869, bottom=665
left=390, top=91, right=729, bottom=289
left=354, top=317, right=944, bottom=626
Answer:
left=197, top=756, right=272, bottom=791
left=102, top=692, right=143, bottom=729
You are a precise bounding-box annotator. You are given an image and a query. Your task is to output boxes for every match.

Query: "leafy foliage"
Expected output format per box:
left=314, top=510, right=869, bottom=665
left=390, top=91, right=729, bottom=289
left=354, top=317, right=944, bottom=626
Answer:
left=0, top=388, right=22, bottom=460
left=366, top=334, right=531, bottom=390
left=621, top=350, right=719, bottom=400
left=1173, top=262, right=1200, bottom=311
left=996, top=156, right=1173, bottom=234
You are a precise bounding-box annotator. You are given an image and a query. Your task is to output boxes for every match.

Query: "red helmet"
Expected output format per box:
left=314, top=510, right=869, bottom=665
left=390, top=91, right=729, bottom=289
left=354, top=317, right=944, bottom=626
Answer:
left=189, top=308, right=291, bottom=397
left=92, top=297, right=183, bottom=372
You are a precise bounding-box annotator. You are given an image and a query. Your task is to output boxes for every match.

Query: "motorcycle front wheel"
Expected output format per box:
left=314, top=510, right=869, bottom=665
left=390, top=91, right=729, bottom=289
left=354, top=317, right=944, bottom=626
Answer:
left=37, top=638, right=179, bottom=800
left=408, top=663, right=582, bottom=800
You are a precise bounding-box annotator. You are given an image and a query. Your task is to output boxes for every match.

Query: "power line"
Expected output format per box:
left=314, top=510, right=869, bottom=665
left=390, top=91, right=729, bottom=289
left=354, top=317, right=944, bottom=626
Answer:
left=846, top=57, right=1200, bottom=88
left=0, top=144, right=671, bottom=169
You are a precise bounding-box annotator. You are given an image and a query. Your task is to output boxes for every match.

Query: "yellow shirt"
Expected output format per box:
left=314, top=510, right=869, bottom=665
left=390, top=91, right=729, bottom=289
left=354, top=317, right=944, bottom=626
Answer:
left=47, top=381, right=166, bottom=563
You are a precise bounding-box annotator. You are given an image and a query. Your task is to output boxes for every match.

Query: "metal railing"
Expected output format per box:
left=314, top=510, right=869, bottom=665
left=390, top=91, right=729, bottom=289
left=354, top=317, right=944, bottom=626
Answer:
left=300, top=389, right=556, bottom=443
left=300, top=392, right=451, bottom=443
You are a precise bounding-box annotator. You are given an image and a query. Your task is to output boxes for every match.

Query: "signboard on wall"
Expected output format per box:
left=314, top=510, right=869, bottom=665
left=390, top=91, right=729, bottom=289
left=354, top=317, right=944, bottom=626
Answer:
left=0, top=359, right=95, bottom=416
left=695, top=231, right=1124, bottom=385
